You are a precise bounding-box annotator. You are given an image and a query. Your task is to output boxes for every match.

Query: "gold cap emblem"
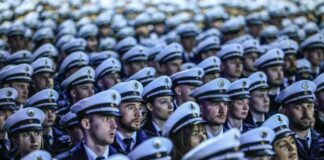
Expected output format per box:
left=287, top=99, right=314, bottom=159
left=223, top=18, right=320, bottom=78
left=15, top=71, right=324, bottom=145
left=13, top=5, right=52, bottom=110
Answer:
left=260, top=131, right=268, bottom=138
left=153, top=139, right=161, bottom=149
left=6, top=90, right=12, bottom=97
left=27, top=109, right=35, bottom=117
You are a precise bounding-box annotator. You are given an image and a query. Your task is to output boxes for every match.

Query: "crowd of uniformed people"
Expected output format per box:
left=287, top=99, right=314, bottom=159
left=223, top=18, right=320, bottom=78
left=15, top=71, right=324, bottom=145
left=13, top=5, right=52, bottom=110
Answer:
left=0, top=0, right=324, bottom=159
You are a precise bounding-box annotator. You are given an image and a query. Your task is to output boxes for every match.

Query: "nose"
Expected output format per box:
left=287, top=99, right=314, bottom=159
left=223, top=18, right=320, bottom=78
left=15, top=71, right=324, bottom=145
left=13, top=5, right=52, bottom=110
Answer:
left=109, top=118, right=117, bottom=129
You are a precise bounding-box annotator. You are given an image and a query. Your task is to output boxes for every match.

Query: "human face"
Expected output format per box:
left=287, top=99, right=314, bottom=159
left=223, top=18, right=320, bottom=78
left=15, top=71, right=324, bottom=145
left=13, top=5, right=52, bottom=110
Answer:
left=42, top=109, right=56, bottom=128
left=264, top=66, right=284, bottom=87
left=190, top=124, right=207, bottom=148
left=32, top=73, right=54, bottom=91
left=203, top=73, right=220, bottom=83
left=153, top=23, right=165, bottom=35
left=135, top=25, right=150, bottom=37
left=200, top=49, right=218, bottom=60
left=222, top=58, right=243, bottom=79
left=229, top=99, right=249, bottom=120
left=178, top=85, right=197, bottom=102
left=162, top=58, right=183, bottom=76
left=88, top=114, right=117, bottom=145
left=86, top=36, right=98, bottom=52
left=126, top=61, right=147, bottom=76
left=201, top=101, right=228, bottom=125
left=15, top=130, right=42, bottom=157
left=8, top=35, right=26, bottom=52
left=119, top=101, right=143, bottom=131
left=99, top=25, right=111, bottom=38
left=285, top=102, right=314, bottom=131
left=316, top=91, right=324, bottom=110
left=273, top=135, right=298, bottom=160
left=71, top=83, right=94, bottom=102
left=10, top=81, right=30, bottom=105
left=180, top=36, right=196, bottom=52
left=305, top=49, right=324, bottom=66
left=284, top=55, right=297, bottom=76
left=0, top=110, right=13, bottom=132
left=243, top=53, right=259, bottom=72
left=250, top=90, right=270, bottom=114
left=99, top=72, right=121, bottom=90
left=151, top=96, right=174, bottom=121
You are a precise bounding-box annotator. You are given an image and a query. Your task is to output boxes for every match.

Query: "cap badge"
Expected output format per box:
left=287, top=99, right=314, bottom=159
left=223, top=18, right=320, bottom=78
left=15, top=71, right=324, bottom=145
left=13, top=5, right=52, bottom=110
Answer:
left=112, top=93, right=117, bottom=100
left=259, top=73, right=263, bottom=78
left=133, top=82, right=139, bottom=90
left=147, top=70, right=150, bottom=76
left=112, top=59, right=115, bottom=64
left=6, top=90, right=12, bottom=97
left=213, top=58, right=217, bottom=63
left=198, top=70, right=202, bottom=76
left=242, top=80, right=247, bottom=87
left=27, top=109, right=35, bottom=117
left=165, top=78, right=169, bottom=84
left=260, top=131, right=268, bottom=138
left=153, top=139, right=161, bottom=149
left=276, top=116, right=283, bottom=123
left=45, top=59, right=48, bottom=65
left=218, top=79, right=224, bottom=87
left=302, top=81, right=308, bottom=89
left=190, top=103, right=195, bottom=110
left=25, top=66, right=29, bottom=72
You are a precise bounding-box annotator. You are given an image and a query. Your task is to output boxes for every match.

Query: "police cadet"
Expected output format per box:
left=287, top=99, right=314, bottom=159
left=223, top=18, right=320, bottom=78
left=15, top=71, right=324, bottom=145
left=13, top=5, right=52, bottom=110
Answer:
left=276, top=80, right=324, bottom=160
left=198, top=56, right=221, bottom=83
left=24, top=89, right=70, bottom=155
left=31, top=43, right=59, bottom=69
left=254, top=48, right=285, bottom=112
left=78, top=24, right=99, bottom=53
left=242, top=39, right=261, bottom=77
left=262, top=114, right=299, bottom=160
left=121, top=45, right=148, bottom=77
left=95, top=57, right=122, bottom=91
left=314, top=73, right=324, bottom=135
left=60, top=111, right=83, bottom=147
left=4, top=107, right=45, bottom=159
left=244, top=71, right=271, bottom=127
left=170, top=67, right=204, bottom=108
left=155, top=43, right=183, bottom=76
left=0, top=88, right=18, bottom=160
left=190, top=78, right=231, bottom=138
left=126, top=67, right=156, bottom=87
left=194, top=36, right=221, bottom=63
left=277, top=39, right=299, bottom=87
left=217, top=43, right=244, bottom=82
left=182, top=128, right=244, bottom=160
left=176, top=23, right=200, bottom=62
left=0, top=64, right=33, bottom=109
left=224, top=78, right=254, bottom=133
left=296, top=59, right=313, bottom=81
left=240, top=127, right=275, bottom=159
left=300, top=33, right=324, bottom=77
left=30, top=58, right=55, bottom=95
left=55, top=89, right=122, bottom=160
left=6, top=23, right=27, bottom=52
left=32, top=27, right=55, bottom=49
left=142, top=76, right=174, bottom=137
left=128, top=137, right=173, bottom=160
left=110, top=80, right=148, bottom=154
left=163, top=101, right=207, bottom=159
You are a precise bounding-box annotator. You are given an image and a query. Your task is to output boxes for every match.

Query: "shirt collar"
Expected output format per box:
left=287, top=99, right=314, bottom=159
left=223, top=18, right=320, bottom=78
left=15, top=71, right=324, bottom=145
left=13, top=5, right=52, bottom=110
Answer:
left=48, top=127, right=53, bottom=138
left=296, top=129, right=312, bottom=147
left=84, top=141, right=109, bottom=160
left=152, top=121, right=162, bottom=133
left=116, top=131, right=137, bottom=151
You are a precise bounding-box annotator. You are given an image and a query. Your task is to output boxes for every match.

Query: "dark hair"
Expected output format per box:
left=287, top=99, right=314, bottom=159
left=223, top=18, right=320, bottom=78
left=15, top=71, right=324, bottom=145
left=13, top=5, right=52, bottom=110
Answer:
left=170, top=124, right=204, bottom=160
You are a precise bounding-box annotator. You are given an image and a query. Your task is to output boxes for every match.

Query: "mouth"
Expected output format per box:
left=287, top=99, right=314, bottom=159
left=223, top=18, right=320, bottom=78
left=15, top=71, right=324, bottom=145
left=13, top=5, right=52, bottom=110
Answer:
left=289, top=153, right=297, bottom=158
left=216, top=114, right=226, bottom=119
left=30, top=145, right=39, bottom=150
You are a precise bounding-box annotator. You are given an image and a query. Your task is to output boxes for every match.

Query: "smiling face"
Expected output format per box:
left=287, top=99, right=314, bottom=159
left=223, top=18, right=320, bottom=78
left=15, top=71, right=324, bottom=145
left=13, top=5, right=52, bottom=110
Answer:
left=273, top=135, right=298, bottom=160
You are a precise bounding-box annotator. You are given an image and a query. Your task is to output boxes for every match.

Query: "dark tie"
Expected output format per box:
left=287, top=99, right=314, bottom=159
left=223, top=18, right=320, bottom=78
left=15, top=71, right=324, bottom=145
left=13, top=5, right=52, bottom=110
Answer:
left=43, top=135, right=53, bottom=145
left=123, top=138, right=133, bottom=153
left=158, top=131, right=162, bottom=136
left=96, top=156, right=105, bottom=160
left=299, top=138, right=310, bottom=152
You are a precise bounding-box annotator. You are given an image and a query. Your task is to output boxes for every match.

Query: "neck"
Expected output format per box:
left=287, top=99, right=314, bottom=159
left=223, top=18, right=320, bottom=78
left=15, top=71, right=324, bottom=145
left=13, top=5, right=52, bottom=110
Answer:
left=250, top=111, right=265, bottom=122
left=290, top=124, right=310, bottom=138
left=242, top=70, right=253, bottom=77
left=152, top=116, right=165, bottom=130
left=84, top=135, right=107, bottom=156
left=206, top=125, right=223, bottom=137
left=227, top=116, right=242, bottom=129
left=117, top=126, right=135, bottom=139
left=42, top=126, right=51, bottom=135
left=269, top=87, right=280, bottom=95
left=175, top=96, right=183, bottom=106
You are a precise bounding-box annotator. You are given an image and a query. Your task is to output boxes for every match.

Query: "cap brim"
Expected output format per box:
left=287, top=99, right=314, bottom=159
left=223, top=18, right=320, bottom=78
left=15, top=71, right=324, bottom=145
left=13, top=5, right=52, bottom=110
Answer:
left=230, top=94, right=251, bottom=100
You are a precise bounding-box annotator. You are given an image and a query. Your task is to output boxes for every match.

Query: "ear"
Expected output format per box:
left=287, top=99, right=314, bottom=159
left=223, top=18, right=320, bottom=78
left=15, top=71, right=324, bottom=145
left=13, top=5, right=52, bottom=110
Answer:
left=279, top=106, right=288, bottom=115
left=174, top=86, right=182, bottom=96
left=146, top=102, right=153, bottom=112
left=160, top=63, right=166, bottom=74
left=69, top=88, right=76, bottom=99
left=154, top=62, right=163, bottom=74
left=220, top=62, right=225, bottom=71
left=80, top=118, right=91, bottom=130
